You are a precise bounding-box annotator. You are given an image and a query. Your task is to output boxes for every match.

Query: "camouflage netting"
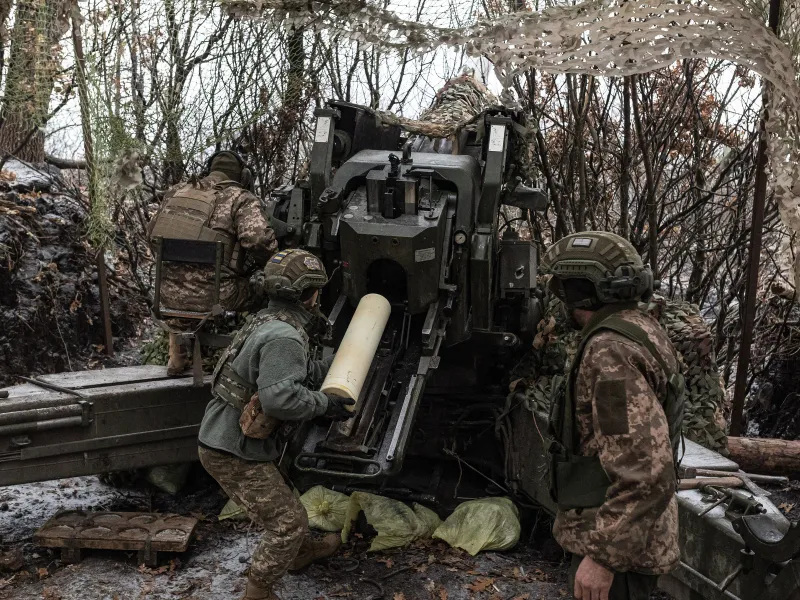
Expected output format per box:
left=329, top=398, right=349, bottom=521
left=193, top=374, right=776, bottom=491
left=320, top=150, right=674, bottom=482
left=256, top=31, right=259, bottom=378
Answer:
left=513, top=288, right=728, bottom=453
left=218, top=0, right=800, bottom=292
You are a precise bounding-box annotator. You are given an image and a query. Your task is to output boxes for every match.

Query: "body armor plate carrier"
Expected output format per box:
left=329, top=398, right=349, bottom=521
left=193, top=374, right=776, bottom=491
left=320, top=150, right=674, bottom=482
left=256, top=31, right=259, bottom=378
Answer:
left=150, top=180, right=244, bottom=272
left=211, top=307, right=309, bottom=411
left=548, top=305, right=685, bottom=511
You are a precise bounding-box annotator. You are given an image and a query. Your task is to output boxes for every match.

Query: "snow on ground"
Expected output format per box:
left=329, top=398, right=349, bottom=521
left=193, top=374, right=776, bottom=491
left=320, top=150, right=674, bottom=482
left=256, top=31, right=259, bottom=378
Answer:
left=0, top=476, right=573, bottom=600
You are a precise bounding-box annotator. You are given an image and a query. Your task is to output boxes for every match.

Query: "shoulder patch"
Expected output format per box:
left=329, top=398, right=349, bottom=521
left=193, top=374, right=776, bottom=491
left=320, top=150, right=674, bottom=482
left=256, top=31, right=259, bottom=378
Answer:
left=595, top=379, right=629, bottom=435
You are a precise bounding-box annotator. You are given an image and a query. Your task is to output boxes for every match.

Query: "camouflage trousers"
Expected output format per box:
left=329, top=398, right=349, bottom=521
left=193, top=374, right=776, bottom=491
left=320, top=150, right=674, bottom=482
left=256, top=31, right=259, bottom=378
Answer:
left=198, top=446, right=308, bottom=588
left=568, top=555, right=659, bottom=600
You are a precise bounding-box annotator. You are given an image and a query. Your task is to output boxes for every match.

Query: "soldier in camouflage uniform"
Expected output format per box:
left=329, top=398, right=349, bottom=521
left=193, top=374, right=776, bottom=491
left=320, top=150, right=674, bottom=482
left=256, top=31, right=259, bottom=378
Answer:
left=147, top=151, right=277, bottom=375
left=542, top=232, right=684, bottom=600
left=198, top=249, right=354, bottom=600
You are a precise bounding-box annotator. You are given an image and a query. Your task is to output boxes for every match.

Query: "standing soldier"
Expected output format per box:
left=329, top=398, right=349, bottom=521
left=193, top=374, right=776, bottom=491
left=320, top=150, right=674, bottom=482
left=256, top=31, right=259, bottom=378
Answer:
left=197, top=249, right=354, bottom=600
left=147, top=151, right=277, bottom=375
left=542, top=232, right=684, bottom=600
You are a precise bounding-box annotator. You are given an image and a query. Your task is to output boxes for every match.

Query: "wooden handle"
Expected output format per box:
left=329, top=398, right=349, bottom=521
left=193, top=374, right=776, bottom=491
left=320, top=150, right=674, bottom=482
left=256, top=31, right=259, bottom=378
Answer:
left=678, top=477, right=744, bottom=491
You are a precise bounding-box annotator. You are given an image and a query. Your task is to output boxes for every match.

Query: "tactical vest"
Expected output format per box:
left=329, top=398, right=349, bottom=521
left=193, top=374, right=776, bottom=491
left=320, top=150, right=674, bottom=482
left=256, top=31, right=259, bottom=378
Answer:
left=211, top=307, right=309, bottom=410
left=150, top=179, right=245, bottom=272
left=548, top=305, right=685, bottom=511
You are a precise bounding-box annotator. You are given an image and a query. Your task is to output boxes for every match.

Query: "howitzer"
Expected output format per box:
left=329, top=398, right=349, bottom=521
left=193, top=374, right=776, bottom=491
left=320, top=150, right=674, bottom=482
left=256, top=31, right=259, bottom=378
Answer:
left=0, top=100, right=798, bottom=600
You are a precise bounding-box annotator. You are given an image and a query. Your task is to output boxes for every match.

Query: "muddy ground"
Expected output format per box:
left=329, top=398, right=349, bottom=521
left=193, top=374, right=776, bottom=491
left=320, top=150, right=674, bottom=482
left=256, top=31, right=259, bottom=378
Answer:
left=0, top=472, right=582, bottom=600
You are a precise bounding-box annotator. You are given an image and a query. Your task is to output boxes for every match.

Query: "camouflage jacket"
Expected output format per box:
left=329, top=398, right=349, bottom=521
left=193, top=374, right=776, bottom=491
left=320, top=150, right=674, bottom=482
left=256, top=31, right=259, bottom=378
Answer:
left=149, top=173, right=277, bottom=313
left=552, top=308, right=680, bottom=575
left=198, top=298, right=332, bottom=462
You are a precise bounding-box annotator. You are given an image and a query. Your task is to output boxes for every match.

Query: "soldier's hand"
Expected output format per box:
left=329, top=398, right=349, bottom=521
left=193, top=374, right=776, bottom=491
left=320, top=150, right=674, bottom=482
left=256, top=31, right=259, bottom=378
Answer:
left=574, top=556, right=614, bottom=600
left=324, top=394, right=355, bottom=421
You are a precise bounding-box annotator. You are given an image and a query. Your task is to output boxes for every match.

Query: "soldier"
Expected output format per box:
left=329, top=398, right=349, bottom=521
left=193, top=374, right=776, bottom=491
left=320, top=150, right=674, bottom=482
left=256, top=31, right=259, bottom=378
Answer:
left=197, top=249, right=354, bottom=600
left=147, top=151, right=277, bottom=375
left=541, top=232, right=684, bottom=600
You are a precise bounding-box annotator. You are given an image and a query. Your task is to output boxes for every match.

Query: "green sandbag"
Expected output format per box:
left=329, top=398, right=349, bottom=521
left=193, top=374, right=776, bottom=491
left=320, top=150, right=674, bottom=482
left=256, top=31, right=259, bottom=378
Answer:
left=433, top=497, right=520, bottom=555
left=144, top=463, right=192, bottom=495
left=341, top=492, right=428, bottom=551
left=412, top=503, right=442, bottom=537
left=300, top=486, right=350, bottom=532
left=219, top=498, right=247, bottom=521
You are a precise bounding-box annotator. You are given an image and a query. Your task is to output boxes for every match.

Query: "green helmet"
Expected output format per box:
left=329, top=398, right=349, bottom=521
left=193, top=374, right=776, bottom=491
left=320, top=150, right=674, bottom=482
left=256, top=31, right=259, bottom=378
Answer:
left=264, top=249, right=328, bottom=301
left=541, top=232, right=654, bottom=308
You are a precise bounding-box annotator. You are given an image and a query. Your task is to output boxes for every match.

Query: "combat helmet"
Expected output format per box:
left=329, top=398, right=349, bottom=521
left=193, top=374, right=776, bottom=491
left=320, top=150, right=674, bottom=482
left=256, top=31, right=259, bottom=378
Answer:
left=541, top=231, right=654, bottom=308
left=264, top=249, right=328, bottom=301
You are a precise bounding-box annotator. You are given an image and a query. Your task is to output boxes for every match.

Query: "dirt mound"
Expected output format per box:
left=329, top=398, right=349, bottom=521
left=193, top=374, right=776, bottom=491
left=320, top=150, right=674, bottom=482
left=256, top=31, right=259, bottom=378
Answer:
left=0, top=163, right=145, bottom=385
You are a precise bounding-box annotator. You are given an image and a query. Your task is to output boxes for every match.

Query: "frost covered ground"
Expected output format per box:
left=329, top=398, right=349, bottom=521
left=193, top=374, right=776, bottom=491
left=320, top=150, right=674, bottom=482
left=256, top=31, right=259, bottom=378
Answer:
left=0, top=474, right=576, bottom=600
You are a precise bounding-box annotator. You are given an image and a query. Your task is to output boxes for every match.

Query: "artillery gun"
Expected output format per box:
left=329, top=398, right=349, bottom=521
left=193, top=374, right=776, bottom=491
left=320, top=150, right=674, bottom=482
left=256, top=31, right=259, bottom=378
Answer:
left=0, top=100, right=798, bottom=600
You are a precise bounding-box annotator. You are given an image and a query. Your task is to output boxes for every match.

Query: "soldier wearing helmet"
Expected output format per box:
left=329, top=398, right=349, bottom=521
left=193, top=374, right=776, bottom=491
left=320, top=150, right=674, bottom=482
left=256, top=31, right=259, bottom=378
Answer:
left=541, top=232, right=684, bottom=600
left=147, top=150, right=277, bottom=375
left=198, top=249, right=352, bottom=600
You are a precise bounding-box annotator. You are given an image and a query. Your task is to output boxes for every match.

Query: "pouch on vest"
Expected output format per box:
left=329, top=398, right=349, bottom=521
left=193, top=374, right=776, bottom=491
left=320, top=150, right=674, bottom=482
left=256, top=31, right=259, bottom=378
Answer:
left=239, top=393, right=282, bottom=439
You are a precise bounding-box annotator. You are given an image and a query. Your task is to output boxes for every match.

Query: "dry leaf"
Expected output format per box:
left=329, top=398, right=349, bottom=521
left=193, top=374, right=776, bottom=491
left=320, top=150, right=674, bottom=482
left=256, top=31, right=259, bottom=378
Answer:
left=37, top=567, right=48, bottom=579
left=377, top=557, right=394, bottom=569
left=42, top=587, right=61, bottom=600
left=779, top=502, right=795, bottom=513
left=511, top=595, right=530, bottom=600
left=393, top=594, right=406, bottom=600
left=438, top=589, right=449, bottom=600
left=467, top=577, right=495, bottom=592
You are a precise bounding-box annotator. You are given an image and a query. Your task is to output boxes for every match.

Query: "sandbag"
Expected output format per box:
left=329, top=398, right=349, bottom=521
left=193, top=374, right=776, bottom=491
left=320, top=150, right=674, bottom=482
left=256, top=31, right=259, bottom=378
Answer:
left=144, top=463, right=192, bottom=495
left=218, top=498, right=247, bottom=521
left=433, top=497, right=520, bottom=555
left=341, top=492, right=428, bottom=551
left=413, top=503, right=442, bottom=537
left=300, top=486, right=350, bottom=532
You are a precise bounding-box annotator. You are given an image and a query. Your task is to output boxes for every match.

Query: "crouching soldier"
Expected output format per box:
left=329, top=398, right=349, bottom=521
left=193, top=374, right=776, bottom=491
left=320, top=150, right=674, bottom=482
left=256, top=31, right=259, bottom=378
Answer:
left=197, top=249, right=354, bottom=600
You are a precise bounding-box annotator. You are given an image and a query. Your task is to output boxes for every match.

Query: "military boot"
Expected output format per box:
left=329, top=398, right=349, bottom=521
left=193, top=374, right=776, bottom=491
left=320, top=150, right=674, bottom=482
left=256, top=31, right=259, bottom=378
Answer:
left=288, top=533, right=341, bottom=572
left=241, top=578, right=278, bottom=600
left=166, top=333, right=188, bottom=376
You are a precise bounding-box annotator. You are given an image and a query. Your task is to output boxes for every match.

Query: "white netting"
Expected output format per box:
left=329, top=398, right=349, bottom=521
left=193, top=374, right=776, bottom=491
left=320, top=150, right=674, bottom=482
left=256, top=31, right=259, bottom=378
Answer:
left=220, top=0, right=800, bottom=289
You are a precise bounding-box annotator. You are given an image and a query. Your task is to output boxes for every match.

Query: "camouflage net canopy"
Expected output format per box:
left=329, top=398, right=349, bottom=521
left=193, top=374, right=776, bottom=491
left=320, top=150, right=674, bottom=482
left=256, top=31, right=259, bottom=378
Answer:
left=219, top=0, right=800, bottom=291
left=516, top=292, right=729, bottom=453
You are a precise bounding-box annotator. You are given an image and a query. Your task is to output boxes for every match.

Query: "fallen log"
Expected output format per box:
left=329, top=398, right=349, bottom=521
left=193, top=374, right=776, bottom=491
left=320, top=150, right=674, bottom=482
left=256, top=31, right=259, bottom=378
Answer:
left=727, top=436, right=800, bottom=476
left=45, top=153, right=87, bottom=170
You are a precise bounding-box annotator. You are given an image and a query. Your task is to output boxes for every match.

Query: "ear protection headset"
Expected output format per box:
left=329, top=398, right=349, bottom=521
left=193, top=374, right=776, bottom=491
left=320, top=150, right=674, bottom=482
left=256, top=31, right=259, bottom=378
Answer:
left=205, top=150, right=254, bottom=192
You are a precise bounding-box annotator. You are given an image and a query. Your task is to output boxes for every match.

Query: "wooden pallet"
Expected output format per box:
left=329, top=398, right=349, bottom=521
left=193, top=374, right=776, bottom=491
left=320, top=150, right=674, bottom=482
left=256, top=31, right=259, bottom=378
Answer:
left=34, top=510, right=198, bottom=566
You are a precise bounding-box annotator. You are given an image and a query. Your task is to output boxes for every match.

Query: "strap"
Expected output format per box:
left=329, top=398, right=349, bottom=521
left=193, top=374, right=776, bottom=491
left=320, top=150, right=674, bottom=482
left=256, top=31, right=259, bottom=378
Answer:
left=562, top=303, right=639, bottom=453
left=596, top=318, right=676, bottom=379
left=220, top=363, right=256, bottom=394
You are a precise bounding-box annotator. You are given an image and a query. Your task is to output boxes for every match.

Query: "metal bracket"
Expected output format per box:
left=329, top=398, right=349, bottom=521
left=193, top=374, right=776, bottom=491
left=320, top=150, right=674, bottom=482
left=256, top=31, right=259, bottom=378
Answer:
left=734, top=515, right=800, bottom=563
left=294, top=452, right=383, bottom=479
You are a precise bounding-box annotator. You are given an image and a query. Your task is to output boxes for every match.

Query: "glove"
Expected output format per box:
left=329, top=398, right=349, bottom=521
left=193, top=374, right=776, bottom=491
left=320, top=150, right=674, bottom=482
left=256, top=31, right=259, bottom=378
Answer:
left=324, top=394, right=356, bottom=421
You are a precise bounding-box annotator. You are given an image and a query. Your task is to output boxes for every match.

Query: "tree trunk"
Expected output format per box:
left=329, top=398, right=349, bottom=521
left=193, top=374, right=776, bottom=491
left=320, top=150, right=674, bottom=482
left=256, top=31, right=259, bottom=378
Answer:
left=0, top=0, right=13, bottom=91
left=727, top=436, right=800, bottom=476
left=620, top=76, right=631, bottom=238
left=0, top=0, right=70, bottom=162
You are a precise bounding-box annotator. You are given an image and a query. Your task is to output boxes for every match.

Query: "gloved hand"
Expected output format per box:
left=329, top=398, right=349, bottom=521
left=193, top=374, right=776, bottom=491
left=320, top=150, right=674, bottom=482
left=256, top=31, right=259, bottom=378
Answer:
left=324, top=394, right=356, bottom=421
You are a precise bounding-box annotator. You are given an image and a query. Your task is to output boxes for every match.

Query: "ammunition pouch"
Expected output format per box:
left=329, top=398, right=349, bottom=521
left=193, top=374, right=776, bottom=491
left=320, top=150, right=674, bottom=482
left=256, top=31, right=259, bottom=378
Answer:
left=549, top=441, right=613, bottom=510
left=239, top=394, right=281, bottom=439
